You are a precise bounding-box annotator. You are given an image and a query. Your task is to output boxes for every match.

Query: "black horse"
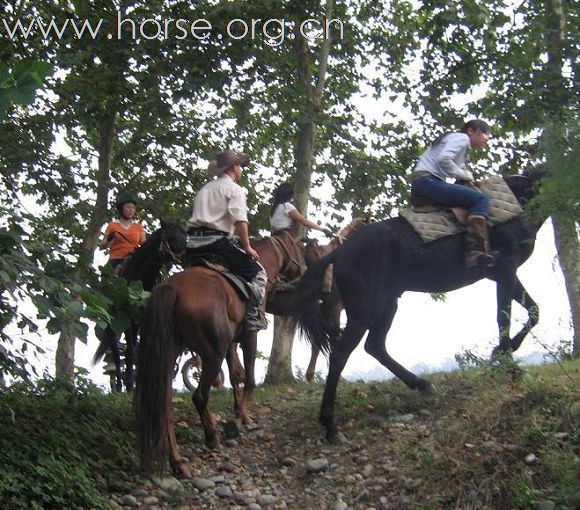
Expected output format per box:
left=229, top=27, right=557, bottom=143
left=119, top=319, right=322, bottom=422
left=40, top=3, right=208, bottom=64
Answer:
left=94, top=220, right=186, bottom=392
left=289, top=171, right=545, bottom=442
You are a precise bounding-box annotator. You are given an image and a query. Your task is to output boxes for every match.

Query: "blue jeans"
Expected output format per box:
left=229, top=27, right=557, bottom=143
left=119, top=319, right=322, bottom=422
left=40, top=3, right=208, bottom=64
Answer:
left=411, top=175, right=489, bottom=217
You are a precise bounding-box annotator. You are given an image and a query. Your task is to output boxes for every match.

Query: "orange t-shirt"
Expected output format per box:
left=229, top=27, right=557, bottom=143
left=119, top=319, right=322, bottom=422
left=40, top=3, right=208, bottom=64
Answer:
left=105, top=221, right=145, bottom=259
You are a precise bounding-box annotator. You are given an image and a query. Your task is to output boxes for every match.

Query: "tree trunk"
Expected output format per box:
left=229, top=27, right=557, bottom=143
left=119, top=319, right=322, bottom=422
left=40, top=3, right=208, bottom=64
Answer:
left=55, top=111, right=116, bottom=380
left=552, top=216, right=580, bottom=356
left=264, top=316, right=296, bottom=384
left=542, top=0, right=578, bottom=355
left=265, top=0, right=334, bottom=385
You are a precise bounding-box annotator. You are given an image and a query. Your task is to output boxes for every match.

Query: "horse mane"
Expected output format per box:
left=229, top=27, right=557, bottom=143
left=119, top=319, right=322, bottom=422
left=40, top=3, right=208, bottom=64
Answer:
left=122, top=225, right=173, bottom=288
left=132, top=229, right=162, bottom=263
left=337, top=217, right=365, bottom=238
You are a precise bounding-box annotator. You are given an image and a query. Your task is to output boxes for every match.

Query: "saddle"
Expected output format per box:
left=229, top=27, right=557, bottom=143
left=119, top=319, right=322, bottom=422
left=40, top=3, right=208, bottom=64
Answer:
left=187, top=255, right=250, bottom=301
left=409, top=194, right=469, bottom=225
left=402, top=175, right=524, bottom=244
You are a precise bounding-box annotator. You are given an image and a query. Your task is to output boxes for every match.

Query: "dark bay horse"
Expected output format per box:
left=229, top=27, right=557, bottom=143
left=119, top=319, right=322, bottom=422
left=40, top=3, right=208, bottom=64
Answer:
left=289, top=172, right=545, bottom=441
left=93, top=221, right=186, bottom=392
left=135, top=231, right=312, bottom=476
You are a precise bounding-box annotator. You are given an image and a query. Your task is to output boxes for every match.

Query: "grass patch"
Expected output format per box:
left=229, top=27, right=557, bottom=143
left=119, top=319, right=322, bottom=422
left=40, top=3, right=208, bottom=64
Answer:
left=0, top=358, right=577, bottom=509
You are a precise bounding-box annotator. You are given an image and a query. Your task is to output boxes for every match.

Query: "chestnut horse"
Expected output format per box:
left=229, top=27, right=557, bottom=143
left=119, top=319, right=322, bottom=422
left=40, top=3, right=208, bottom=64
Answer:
left=135, top=232, right=306, bottom=476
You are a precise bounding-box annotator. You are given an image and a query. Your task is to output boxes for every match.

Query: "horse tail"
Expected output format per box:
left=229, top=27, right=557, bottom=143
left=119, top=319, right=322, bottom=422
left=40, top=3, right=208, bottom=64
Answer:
left=290, top=251, right=337, bottom=354
left=92, top=326, right=119, bottom=366
left=92, top=339, right=108, bottom=365
left=135, top=284, right=177, bottom=474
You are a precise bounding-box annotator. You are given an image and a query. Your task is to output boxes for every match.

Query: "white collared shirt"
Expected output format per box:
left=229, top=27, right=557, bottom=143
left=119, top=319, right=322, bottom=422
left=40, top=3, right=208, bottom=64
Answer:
left=188, top=174, right=248, bottom=234
left=270, top=202, right=296, bottom=232
left=414, top=132, right=472, bottom=181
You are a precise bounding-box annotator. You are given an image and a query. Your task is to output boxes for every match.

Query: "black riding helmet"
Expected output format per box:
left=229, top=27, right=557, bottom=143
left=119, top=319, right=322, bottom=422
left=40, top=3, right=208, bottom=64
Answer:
left=115, top=191, right=137, bottom=215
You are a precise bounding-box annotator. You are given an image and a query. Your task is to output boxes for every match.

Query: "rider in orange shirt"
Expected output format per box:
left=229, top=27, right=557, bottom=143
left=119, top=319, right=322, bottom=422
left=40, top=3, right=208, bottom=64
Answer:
left=97, top=192, right=146, bottom=376
left=99, top=192, right=146, bottom=270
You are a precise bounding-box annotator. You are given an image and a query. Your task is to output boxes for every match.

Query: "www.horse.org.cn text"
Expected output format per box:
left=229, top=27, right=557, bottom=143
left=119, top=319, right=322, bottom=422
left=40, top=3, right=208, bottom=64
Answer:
left=2, top=12, right=346, bottom=47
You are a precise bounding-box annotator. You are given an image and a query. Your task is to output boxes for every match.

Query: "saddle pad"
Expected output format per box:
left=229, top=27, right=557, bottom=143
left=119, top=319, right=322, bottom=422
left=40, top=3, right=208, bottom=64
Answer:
left=189, top=260, right=250, bottom=300
left=479, top=174, right=524, bottom=225
left=400, top=175, right=523, bottom=244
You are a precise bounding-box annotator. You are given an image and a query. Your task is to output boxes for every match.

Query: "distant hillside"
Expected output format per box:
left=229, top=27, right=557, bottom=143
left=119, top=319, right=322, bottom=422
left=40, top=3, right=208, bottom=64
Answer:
left=345, top=350, right=551, bottom=382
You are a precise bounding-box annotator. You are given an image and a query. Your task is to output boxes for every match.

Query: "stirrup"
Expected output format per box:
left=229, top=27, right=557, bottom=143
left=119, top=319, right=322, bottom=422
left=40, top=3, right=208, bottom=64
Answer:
left=244, top=305, right=267, bottom=331
left=466, top=251, right=496, bottom=269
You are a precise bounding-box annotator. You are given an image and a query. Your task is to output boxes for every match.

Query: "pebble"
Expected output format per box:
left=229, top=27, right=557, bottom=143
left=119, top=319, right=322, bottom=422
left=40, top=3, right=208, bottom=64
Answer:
left=334, top=500, right=348, bottom=510
left=344, top=474, right=357, bottom=484
left=150, top=475, right=185, bottom=493
left=306, top=458, right=329, bottom=473
left=192, top=477, right=216, bottom=491
left=362, top=463, right=373, bottom=477
left=538, top=500, right=556, bottom=510
left=392, top=413, right=415, bottom=422
left=216, top=486, right=234, bottom=498
left=258, top=494, right=278, bottom=505
left=121, top=494, right=138, bottom=507
left=524, top=453, right=537, bottom=464
left=356, top=489, right=370, bottom=502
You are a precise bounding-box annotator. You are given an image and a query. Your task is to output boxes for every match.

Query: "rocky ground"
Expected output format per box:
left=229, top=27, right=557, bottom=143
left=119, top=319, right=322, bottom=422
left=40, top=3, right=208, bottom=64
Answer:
left=105, top=368, right=576, bottom=510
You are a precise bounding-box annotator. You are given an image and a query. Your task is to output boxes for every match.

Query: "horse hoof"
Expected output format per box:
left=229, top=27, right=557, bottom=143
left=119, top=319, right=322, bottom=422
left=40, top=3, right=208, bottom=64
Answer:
left=418, top=381, right=438, bottom=395
left=205, top=436, right=220, bottom=450
left=223, top=420, right=241, bottom=439
left=327, top=431, right=349, bottom=444
left=170, top=461, right=192, bottom=479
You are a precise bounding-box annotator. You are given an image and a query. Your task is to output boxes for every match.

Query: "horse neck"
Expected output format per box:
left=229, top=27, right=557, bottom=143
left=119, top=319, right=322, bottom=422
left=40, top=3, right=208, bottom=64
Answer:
left=504, top=175, right=546, bottom=230
left=254, top=237, right=281, bottom=280
left=123, top=230, right=163, bottom=290
left=257, top=233, right=304, bottom=281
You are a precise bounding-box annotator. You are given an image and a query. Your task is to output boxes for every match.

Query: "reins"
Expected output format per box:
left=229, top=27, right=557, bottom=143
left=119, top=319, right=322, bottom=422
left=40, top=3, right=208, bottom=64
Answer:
left=267, top=231, right=307, bottom=290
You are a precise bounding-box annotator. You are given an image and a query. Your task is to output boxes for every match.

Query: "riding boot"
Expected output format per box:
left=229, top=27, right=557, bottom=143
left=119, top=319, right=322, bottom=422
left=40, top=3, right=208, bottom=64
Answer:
left=466, top=215, right=496, bottom=269
left=245, top=266, right=268, bottom=331
left=245, top=294, right=267, bottom=331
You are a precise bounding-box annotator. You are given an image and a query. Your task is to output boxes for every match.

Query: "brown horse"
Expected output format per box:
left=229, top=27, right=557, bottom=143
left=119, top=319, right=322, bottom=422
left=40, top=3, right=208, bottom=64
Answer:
left=135, top=231, right=306, bottom=477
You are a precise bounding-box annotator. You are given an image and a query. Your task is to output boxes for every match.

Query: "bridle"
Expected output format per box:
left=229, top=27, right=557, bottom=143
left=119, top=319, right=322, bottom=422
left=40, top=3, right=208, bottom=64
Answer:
left=158, top=227, right=186, bottom=268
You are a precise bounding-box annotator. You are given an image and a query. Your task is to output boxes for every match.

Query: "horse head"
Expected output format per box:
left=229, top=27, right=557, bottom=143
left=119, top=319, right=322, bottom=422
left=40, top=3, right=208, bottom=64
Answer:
left=158, top=220, right=187, bottom=266
left=504, top=166, right=547, bottom=207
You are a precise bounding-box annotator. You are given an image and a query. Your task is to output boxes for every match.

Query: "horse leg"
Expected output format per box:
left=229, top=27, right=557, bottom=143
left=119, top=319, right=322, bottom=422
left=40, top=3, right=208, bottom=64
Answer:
left=492, top=266, right=517, bottom=358
left=191, top=353, right=223, bottom=449
left=107, top=328, right=123, bottom=392
left=238, top=331, right=257, bottom=425
left=226, top=342, right=245, bottom=417
left=124, top=323, right=138, bottom=392
left=364, top=299, right=433, bottom=393
left=166, top=367, right=192, bottom=478
left=507, top=277, right=539, bottom=352
left=306, top=345, right=320, bottom=382
left=321, top=320, right=367, bottom=442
